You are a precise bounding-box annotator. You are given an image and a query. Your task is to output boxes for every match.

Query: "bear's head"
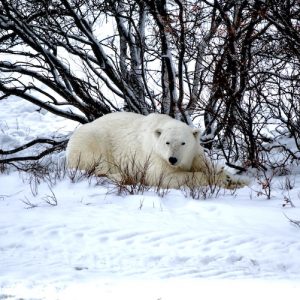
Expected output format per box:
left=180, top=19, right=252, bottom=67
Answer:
left=154, top=125, right=200, bottom=170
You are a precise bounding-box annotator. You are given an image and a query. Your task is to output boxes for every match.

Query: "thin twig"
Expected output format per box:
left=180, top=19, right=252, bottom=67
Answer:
left=283, top=213, right=300, bottom=228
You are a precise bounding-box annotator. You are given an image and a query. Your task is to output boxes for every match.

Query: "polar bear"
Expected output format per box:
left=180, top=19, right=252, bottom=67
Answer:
left=66, top=112, right=246, bottom=189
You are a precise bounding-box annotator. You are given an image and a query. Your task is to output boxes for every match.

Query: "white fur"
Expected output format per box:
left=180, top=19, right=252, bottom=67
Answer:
left=66, top=112, right=246, bottom=189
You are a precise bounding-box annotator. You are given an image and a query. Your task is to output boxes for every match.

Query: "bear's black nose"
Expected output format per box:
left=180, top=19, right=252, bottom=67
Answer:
left=169, top=157, right=178, bottom=165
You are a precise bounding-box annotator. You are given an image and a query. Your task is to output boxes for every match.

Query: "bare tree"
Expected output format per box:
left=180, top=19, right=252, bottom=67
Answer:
left=195, top=0, right=300, bottom=170
left=0, top=0, right=300, bottom=173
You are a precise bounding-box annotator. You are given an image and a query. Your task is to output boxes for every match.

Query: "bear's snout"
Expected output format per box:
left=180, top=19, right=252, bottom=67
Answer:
left=169, top=156, right=178, bottom=165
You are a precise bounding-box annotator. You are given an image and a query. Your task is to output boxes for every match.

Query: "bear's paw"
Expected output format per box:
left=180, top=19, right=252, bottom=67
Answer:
left=223, top=174, right=248, bottom=189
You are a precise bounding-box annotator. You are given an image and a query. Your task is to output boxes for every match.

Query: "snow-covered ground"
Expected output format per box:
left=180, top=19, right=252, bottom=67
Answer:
left=1, top=97, right=300, bottom=299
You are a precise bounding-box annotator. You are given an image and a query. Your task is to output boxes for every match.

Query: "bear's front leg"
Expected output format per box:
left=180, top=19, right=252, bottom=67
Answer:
left=159, top=170, right=247, bottom=189
left=191, top=155, right=248, bottom=189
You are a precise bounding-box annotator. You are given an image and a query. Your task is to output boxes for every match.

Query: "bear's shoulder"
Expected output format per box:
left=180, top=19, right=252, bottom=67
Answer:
left=94, top=111, right=143, bottom=122
left=143, top=113, right=177, bottom=128
left=144, top=113, right=173, bottom=122
left=144, top=114, right=192, bottom=131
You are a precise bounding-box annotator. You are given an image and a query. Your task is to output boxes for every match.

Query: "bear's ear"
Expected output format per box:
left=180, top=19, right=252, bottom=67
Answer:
left=192, top=128, right=200, bottom=139
left=155, top=129, right=162, bottom=137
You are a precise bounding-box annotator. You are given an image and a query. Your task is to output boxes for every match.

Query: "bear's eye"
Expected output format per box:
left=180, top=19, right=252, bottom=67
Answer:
left=181, top=142, right=186, bottom=145
left=166, top=142, right=170, bottom=145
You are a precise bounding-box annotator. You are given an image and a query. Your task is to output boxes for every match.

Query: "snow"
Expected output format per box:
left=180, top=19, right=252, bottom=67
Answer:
left=1, top=97, right=300, bottom=299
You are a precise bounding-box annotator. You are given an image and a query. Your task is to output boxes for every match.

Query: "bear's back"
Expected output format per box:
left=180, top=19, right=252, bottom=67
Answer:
left=91, top=111, right=144, bottom=128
